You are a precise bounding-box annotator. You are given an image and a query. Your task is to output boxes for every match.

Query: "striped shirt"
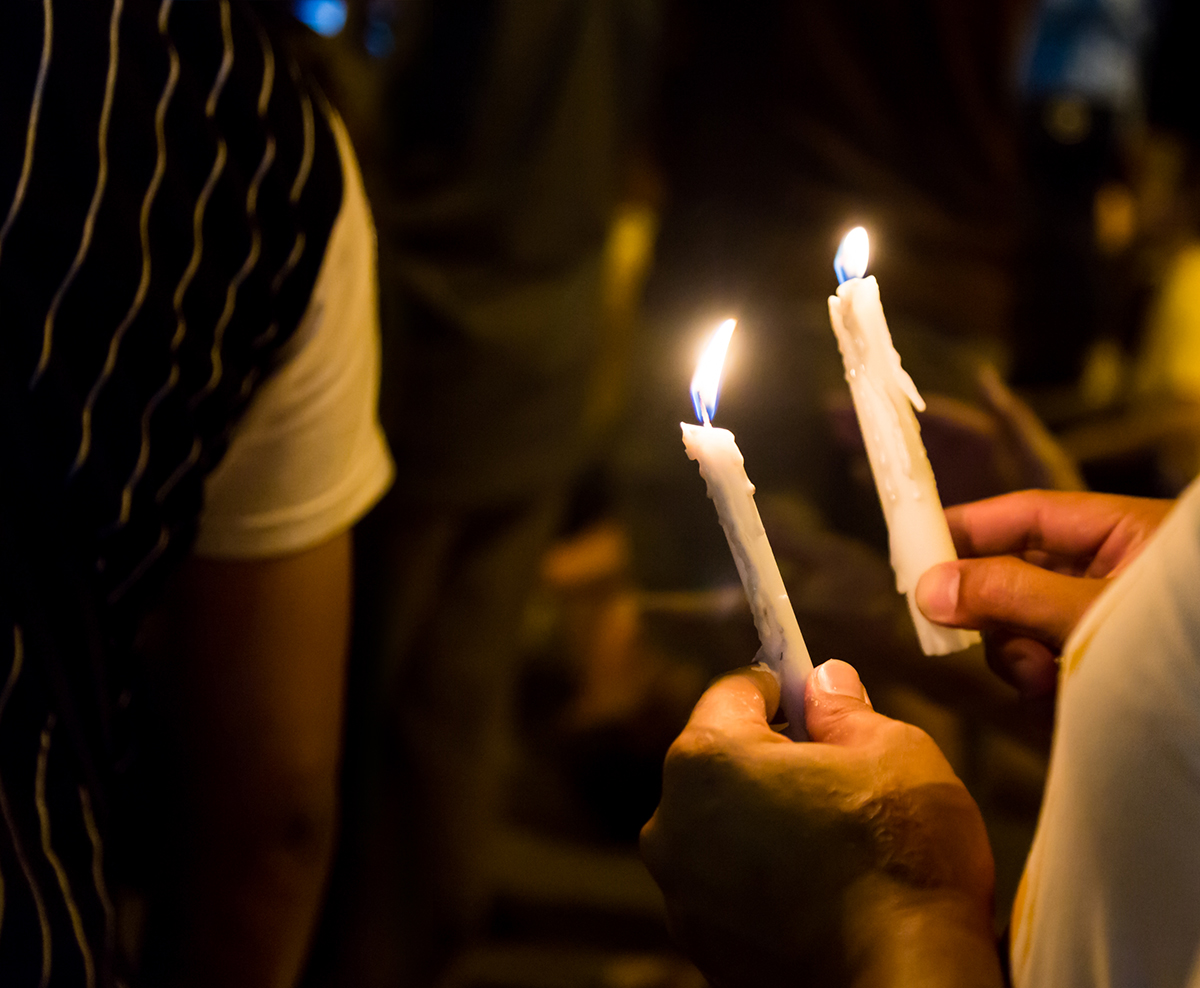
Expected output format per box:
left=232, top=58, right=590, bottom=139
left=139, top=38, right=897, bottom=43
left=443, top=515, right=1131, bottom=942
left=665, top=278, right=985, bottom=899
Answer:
left=0, top=2, right=343, bottom=984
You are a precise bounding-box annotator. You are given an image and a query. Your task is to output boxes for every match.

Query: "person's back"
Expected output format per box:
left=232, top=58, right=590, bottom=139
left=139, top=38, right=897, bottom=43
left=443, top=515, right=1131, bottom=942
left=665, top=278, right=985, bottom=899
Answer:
left=0, top=3, right=390, bottom=983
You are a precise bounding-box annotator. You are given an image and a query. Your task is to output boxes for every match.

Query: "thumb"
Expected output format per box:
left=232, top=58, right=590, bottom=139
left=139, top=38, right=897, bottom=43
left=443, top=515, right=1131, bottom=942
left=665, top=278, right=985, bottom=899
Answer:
left=916, top=557, right=1106, bottom=648
left=804, top=659, right=883, bottom=745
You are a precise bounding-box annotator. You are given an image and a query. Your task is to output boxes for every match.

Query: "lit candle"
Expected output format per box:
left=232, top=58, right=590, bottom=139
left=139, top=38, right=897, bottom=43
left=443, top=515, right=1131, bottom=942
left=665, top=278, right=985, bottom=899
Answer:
left=682, top=319, right=813, bottom=738
left=828, top=228, right=980, bottom=655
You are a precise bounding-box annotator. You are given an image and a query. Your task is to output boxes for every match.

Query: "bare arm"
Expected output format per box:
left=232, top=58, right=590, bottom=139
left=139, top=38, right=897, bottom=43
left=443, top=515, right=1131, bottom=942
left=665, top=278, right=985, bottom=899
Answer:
left=140, top=532, right=351, bottom=988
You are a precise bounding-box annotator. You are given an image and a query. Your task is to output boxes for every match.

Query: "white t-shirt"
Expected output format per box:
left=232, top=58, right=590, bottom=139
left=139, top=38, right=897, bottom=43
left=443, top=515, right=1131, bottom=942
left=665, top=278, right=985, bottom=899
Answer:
left=193, top=111, right=393, bottom=558
left=1011, top=478, right=1200, bottom=987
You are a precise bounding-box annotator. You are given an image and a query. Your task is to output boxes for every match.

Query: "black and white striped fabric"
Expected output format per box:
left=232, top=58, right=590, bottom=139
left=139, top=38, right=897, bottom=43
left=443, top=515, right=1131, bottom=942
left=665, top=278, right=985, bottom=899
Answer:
left=0, top=2, right=342, bottom=984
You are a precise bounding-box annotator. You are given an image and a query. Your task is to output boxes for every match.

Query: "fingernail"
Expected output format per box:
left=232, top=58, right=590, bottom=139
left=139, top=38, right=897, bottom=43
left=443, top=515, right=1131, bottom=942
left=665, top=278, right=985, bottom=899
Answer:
left=813, top=660, right=866, bottom=701
left=916, top=564, right=960, bottom=621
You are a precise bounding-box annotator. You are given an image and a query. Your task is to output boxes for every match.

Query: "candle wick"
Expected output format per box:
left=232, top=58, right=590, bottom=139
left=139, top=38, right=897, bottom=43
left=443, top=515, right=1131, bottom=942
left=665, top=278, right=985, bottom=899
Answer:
left=701, top=405, right=712, bottom=428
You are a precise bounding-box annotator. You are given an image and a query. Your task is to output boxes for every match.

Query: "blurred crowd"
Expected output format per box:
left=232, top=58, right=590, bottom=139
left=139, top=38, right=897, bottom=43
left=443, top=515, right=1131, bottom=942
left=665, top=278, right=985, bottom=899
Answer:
left=286, top=1, right=1200, bottom=985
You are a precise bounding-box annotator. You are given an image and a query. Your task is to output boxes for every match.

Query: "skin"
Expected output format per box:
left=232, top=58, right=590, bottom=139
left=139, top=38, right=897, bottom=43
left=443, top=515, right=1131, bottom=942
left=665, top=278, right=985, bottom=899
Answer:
left=139, top=531, right=352, bottom=988
left=642, top=661, right=1003, bottom=988
left=643, top=491, right=1176, bottom=985
left=916, top=490, right=1174, bottom=699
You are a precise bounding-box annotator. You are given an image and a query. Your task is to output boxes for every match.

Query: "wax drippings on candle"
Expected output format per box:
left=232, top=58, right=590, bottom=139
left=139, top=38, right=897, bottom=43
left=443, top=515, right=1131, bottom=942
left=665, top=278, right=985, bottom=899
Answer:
left=827, top=239, right=980, bottom=656
left=680, top=421, right=814, bottom=726
left=888, top=345, right=926, bottom=412
left=851, top=359, right=913, bottom=495
left=843, top=282, right=926, bottom=415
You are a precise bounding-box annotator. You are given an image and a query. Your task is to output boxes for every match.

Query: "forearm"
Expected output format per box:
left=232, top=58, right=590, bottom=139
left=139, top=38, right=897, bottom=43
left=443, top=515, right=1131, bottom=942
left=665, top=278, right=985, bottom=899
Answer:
left=166, top=779, right=338, bottom=988
left=845, top=878, right=1004, bottom=988
left=140, top=534, right=352, bottom=987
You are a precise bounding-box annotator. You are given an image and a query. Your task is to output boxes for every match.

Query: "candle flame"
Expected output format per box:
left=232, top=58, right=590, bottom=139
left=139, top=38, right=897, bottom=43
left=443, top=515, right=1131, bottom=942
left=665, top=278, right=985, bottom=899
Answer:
left=690, top=318, right=737, bottom=424
left=834, top=226, right=869, bottom=284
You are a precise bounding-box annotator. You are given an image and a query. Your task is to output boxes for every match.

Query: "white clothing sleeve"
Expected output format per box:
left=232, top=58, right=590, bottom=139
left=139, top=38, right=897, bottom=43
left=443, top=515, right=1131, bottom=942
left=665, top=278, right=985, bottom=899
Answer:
left=193, top=111, right=394, bottom=558
left=1010, top=479, right=1200, bottom=988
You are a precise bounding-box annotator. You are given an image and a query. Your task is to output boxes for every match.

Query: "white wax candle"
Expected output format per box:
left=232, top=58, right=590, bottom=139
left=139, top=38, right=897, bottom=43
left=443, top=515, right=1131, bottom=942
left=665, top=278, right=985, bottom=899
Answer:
left=683, top=321, right=813, bottom=737
left=828, top=229, right=979, bottom=656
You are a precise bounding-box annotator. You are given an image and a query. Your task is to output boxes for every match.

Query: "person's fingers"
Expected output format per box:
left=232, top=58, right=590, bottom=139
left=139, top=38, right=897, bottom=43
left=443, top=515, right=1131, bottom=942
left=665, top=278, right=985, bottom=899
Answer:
left=944, top=490, right=1164, bottom=570
left=804, top=660, right=891, bottom=746
left=916, top=556, right=1105, bottom=648
left=683, top=664, right=782, bottom=741
left=984, top=631, right=1059, bottom=700
left=642, top=665, right=783, bottom=879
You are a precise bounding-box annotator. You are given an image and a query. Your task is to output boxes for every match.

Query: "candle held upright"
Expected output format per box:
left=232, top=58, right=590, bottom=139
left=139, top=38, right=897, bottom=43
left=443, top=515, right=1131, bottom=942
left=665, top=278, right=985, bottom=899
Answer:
left=828, top=228, right=980, bottom=656
left=681, top=319, right=813, bottom=738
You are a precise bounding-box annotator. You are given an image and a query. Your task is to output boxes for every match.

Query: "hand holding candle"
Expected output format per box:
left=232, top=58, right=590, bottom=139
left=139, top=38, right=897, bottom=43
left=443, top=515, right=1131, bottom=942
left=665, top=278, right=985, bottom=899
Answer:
left=681, top=319, right=813, bottom=738
left=828, top=228, right=980, bottom=656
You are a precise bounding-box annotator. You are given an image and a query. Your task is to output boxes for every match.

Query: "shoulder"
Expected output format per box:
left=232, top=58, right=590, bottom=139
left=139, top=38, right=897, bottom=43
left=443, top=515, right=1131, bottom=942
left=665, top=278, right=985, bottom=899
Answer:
left=194, top=107, right=393, bottom=559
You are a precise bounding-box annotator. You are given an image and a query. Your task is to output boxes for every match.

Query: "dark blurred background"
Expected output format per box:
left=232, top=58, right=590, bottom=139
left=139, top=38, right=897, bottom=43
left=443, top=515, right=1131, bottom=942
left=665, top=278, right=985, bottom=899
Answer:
left=274, top=1, right=1200, bottom=985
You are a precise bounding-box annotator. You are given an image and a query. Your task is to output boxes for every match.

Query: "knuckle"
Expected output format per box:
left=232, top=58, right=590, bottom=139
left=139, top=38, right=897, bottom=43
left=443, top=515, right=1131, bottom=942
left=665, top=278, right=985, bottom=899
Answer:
left=984, top=640, right=1014, bottom=680
left=873, top=719, right=946, bottom=779
left=663, top=726, right=728, bottom=778
left=966, top=559, right=1019, bottom=615
left=888, top=719, right=934, bottom=754
left=659, top=727, right=746, bottom=820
